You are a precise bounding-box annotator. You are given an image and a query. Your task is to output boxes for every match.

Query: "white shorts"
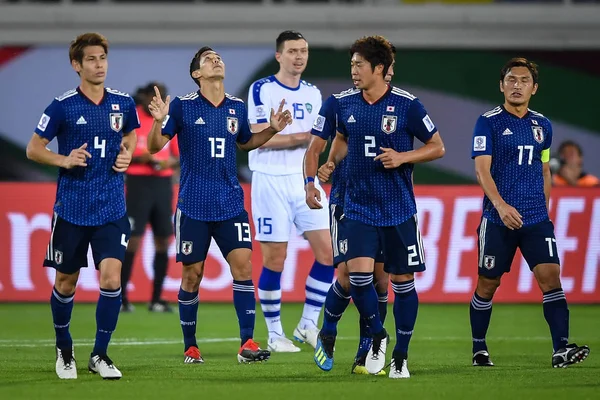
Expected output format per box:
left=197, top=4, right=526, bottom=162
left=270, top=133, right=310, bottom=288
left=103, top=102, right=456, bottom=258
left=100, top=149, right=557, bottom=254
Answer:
left=251, top=172, right=330, bottom=242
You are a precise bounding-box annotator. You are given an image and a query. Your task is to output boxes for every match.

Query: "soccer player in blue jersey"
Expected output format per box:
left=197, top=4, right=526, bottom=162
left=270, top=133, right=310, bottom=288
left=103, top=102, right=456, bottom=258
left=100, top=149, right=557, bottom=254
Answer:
left=309, top=36, right=445, bottom=378
left=146, top=46, right=292, bottom=364
left=469, top=57, right=590, bottom=368
left=303, top=50, right=396, bottom=375
left=26, top=33, right=140, bottom=380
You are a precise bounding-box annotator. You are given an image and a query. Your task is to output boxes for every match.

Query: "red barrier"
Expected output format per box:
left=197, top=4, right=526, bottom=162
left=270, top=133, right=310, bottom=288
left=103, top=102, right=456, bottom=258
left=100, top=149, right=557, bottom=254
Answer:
left=1, top=184, right=598, bottom=303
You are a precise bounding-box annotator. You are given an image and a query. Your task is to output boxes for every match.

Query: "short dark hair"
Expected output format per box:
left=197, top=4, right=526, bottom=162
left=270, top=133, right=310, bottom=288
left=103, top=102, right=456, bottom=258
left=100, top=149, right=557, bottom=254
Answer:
left=558, top=140, right=583, bottom=157
left=189, top=46, right=214, bottom=87
left=276, top=30, right=306, bottom=52
left=69, top=32, right=108, bottom=65
left=500, top=57, right=539, bottom=84
left=349, top=35, right=394, bottom=76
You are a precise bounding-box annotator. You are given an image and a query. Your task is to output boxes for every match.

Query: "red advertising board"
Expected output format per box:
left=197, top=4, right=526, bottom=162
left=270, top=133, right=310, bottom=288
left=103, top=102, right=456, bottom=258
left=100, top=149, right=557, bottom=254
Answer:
left=1, top=183, right=598, bottom=303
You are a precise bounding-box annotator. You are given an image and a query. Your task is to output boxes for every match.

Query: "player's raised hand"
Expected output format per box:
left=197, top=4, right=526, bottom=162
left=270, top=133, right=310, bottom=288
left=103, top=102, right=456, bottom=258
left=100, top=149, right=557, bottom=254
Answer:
left=305, top=183, right=323, bottom=209
left=374, top=147, right=405, bottom=169
left=318, top=161, right=335, bottom=183
left=148, top=85, right=171, bottom=122
left=496, top=202, right=523, bottom=230
left=113, top=143, right=132, bottom=173
left=269, top=99, right=293, bottom=132
left=63, top=143, right=91, bottom=169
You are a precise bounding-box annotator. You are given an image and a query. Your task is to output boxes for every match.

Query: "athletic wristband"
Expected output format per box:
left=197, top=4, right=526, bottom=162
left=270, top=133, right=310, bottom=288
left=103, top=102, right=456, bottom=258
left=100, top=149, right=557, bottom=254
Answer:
left=304, top=177, right=315, bottom=185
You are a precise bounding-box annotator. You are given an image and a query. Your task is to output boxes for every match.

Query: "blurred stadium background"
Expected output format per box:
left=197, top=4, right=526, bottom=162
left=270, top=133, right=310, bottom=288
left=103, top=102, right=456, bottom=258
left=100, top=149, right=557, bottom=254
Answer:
left=0, top=1, right=598, bottom=398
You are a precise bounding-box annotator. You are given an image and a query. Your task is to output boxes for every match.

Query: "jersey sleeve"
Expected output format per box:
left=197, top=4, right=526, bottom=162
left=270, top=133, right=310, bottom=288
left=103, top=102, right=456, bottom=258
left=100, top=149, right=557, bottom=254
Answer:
left=543, top=119, right=553, bottom=150
left=406, top=98, right=437, bottom=143
left=123, top=97, right=141, bottom=134
left=161, top=97, right=183, bottom=139
left=247, top=80, right=270, bottom=124
left=311, top=95, right=338, bottom=141
left=237, top=105, right=253, bottom=145
left=471, top=115, right=494, bottom=158
left=34, top=99, right=65, bottom=141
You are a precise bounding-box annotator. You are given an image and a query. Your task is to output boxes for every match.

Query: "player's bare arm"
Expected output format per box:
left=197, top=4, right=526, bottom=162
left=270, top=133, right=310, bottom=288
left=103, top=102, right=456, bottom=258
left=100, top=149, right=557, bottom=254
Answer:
left=303, top=135, right=328, bottom=209
left=237, top=99, right=293, bottom=151
left=374, top=131, right=445, bottom=169
left=475, top=155, right=523, bottom=230
left=147, top=85, right=172, bottom=154
left=26, top=133, right=92, bottom=169
left=318, top=132, right=347, bottom=182
left=113, top=130, right=137, bottom=173
left=543, top=161, right=552, bottom=211
left=250, top=122, right=311, bottom=150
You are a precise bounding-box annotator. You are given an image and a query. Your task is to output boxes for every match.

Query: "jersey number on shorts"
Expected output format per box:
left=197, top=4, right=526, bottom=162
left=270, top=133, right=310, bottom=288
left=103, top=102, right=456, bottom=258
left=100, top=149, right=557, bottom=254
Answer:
left=256, top=217, right=272, bottom=235
left=545, top=237, right=557, bottom=257
left=209, top=137, right=225, bottom=158
left=235, top=222, right=252, bottom=242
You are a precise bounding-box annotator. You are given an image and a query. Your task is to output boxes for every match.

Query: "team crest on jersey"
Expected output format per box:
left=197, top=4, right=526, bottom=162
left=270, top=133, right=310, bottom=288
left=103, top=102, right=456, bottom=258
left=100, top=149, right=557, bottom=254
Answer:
left=381, top=115, right=397, bottom=134
left=339, top=239, right=348, bottom=255
left=110, top=113, right=124, bottom=132
left=532, top=126, right=544, bottom=143
left=182, top=241, right=193, bottom=255
left=227, top=117, right=239, bottom=134
left=305, top=103, right=313, bottom=113
left=54, top=250, right=63, bottom=265
left=483, top=255, right=495, bottom=270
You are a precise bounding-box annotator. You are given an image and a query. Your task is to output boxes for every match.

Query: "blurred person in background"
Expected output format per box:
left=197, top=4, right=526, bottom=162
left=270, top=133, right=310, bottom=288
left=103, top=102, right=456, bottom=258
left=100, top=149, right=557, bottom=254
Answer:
left=121, top=82, right=179, bottom=313
left=551, top=140, right=599, bottom=187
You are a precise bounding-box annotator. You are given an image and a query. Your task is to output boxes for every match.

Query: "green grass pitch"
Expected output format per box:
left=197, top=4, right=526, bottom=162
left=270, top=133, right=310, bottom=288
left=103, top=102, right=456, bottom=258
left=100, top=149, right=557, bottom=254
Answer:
left=0, top=303, right=598, bottom=399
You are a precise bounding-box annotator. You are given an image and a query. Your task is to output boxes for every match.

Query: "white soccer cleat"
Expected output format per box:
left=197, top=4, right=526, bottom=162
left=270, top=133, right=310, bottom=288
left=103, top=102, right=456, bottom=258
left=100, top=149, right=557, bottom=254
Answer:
left=389, top=357, right=410, bottom=379
left=293, top=326, right=320, bottom=349
left=88, top=354, right=122, bottom=380
left=267, top=336, right=301, bottom=353
left=365, top=330, right=388, bottom=375
left=55, top=346, right=77, bottom=379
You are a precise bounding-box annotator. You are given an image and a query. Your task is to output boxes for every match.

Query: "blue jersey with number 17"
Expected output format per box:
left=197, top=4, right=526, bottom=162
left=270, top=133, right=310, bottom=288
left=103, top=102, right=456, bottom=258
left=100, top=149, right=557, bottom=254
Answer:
left=471, top=106, right=552, bottom=226
left=162, top=91, right=253, bottom=221
left=34, top=87, right=140, bottom=226
left=336, top=86, right=437, bottom=226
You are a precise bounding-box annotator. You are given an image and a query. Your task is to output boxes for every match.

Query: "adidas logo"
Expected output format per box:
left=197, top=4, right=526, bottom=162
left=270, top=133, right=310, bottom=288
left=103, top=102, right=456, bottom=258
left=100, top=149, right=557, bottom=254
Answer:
left=347, top=115, right=356, bottom=123
left=502, top=128, right=513, bottom=135
left=76, top=116, right=87, bottom=125
left=195, top=117, right=205, bottom=125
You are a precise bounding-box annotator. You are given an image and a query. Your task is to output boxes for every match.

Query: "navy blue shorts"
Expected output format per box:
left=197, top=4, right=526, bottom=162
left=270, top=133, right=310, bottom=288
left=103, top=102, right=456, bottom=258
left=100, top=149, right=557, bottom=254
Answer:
left=174, top=209, right=253, bottom=264
left=344, top=215, right=425, bottom=275
left=477, top=218, right=560, bottom=278
left=43, top=213, right=131, bottom=274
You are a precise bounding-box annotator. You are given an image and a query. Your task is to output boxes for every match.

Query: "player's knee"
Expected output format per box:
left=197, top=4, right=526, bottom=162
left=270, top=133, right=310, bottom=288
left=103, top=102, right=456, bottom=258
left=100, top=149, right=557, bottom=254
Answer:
left=181, top=268, right=203, bottom=291
left=262, top=248, right=287, bottom=270
left=99, top=274, right=121, bottom=290
left=231, top=262, right=252, bottom=281
left=54, top=272, right=78, bottom=295
left=336, top=268, right=350, bottom=292
left=476, top=275, right=501, bottom=298
left=153, top=237, right=170, bottom=253
left=534, top=263, right=562, bottom=292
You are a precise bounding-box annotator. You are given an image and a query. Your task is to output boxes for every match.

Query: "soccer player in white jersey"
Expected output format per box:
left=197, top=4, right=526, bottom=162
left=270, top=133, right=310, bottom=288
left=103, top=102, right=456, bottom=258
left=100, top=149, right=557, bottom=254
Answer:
left=247, top=31, right=334, bottom=352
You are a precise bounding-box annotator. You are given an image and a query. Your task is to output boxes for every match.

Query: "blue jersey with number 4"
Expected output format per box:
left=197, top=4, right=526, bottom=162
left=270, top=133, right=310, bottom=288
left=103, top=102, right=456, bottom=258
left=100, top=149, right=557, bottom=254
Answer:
left=34, top=87, right=140, bottom=226
left=471, top=106, right=552, bottom=226
left=162, top=91, right=253, bottom=221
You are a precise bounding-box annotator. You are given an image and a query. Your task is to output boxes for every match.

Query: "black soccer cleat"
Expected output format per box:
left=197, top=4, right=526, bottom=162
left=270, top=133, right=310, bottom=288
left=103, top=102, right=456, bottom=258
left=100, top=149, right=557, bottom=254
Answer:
left=472, top=350, right=494, bottom=366
left=552, top=343, right=590, bottom=368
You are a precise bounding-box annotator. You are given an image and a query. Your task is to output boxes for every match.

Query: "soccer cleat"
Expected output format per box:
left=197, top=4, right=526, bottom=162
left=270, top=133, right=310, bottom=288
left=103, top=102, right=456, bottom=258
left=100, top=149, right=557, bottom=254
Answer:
left=148, top=300, right=173, bottom=313
left=238, top=339, right=270, bottom=363
left=314, top=332, right=335, bottom=372
left=293, top=325, right=319, bottom=349
left=183, top=346, right=204, bottom=364
left=352, top=353, right=386, bottom=376
left=365, top=328, right=388, bottom=375
left=389, top=353, right=410, bottom=379
left=267, top=336, right=301, bottom=353
left=120, top=302, right=135, bottom=313
left=88, top=354, right=122, bottom=379
left=472, top=350, right=494, bottom=366
left=552, top=343, right=590, bottom=368
left=55, top=346, right=77, bottom=379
